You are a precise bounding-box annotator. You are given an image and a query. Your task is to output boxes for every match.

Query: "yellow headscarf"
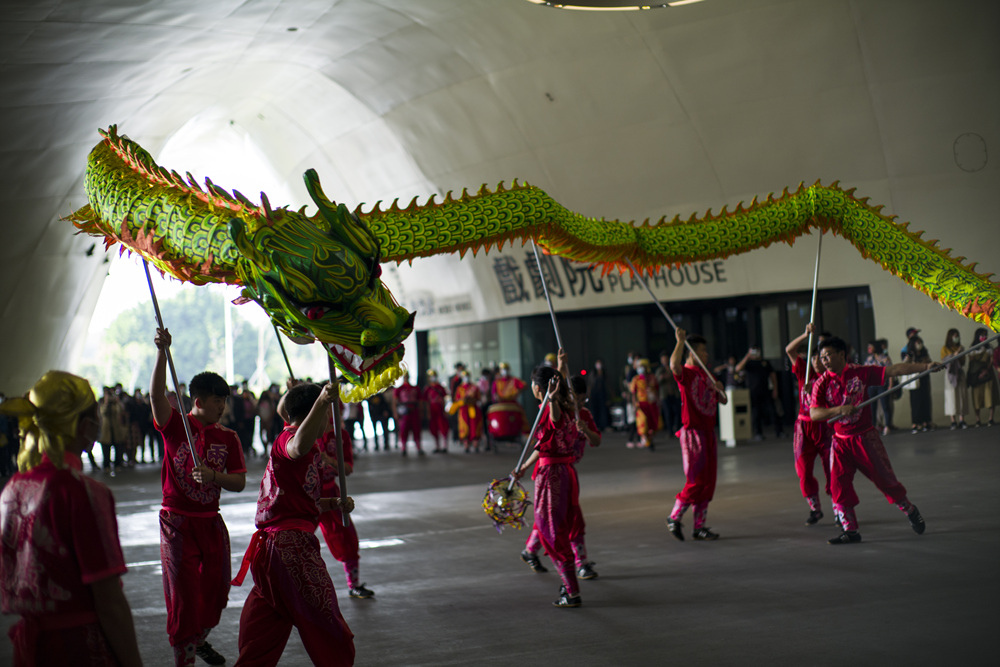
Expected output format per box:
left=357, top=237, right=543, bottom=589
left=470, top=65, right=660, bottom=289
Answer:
left=0, top=371, right=97, bottom=472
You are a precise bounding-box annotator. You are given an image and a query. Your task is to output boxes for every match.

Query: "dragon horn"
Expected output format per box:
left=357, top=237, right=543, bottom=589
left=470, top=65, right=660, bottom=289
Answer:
left=228, top=218, right=274, bottom=272
left=303, top=168, right=379, bottom=258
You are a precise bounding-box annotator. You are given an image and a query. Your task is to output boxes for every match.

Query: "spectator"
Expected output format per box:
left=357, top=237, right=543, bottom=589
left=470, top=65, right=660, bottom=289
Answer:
left=941, top=328, right=969, bottom=430
left=99, top=386, right=127, bottom=474
left=128, top=389, right=155, bottom=463
left=966, top=328, right=998, bottom=427
left=257, top=384, right=278, bottom=454
left=343, top=400, right=366, bottom=451
left=966, top=327, right=1000, bottom=428
left=903, top=335, right=933, bottom=432
left=736, top=346, right=784, bottom=440
left=587, top=359, right=610, bottom=432
left=656, top=350, right=681, bottom=437
left=900, top=326, right=920, bottom=359
left=713, top=355, right=744, bottom=389
left=238, top=380, right=258, bottom=458
left=366, top=388, right=395, bottom=451
left=621, top=352, right=638, bottom=446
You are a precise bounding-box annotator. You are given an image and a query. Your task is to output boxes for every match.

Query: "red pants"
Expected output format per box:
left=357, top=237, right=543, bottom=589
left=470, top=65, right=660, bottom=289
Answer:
left=675, top=427, right=717, bottom=505
left=428, top=408, right=448, bottom=438
left=830, top=429, right=908, bottom=517
left=318, top=478, right=361, bottom=588
left=635, top=401, right=662, bottom=437
left=159, top=510, right=231, bottom=649
left=235, top=530, right=355, bottom=667
left=398, top=413, right=422, bottom=449
left=532, top=460, right=581, bottom=595
left=318, top=481, right=360, bottom=564
left=793, top=418, right=832, bottom=499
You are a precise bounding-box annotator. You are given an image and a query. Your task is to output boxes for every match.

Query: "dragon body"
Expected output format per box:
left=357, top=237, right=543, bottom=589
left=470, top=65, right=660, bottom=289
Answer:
left=69, top=127, right=999, bottom=399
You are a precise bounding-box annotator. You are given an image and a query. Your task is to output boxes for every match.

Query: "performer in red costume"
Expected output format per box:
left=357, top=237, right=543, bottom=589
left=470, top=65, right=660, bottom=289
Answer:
left=393, top=371, right=423, bottom=456
left=785, top=323, right=833, bottom=526
left=513, top=366, right=584, bottom=608
left=454, top=371, right=483, bottom=453
left=423, top=370, right=450, bottom=453
left=492, top=362, right=525, bottom=404
left=666, top=329, right=727, bottom=542
left=232, top=382, right=356, bottom=666
left=629, top=359, right=662, bottom=449
left=151, top=328, right=246, bottom=667
left=810, top=336, right=935, bottom=544
left=0, top=371, right=143, bottom=667
left=318, top=412, right=375, bottom=599
left=522, top=373, right=601, bottom=581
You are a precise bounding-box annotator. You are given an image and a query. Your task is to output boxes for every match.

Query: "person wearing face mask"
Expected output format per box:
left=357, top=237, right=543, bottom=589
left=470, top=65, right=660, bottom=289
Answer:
left=629, top=359, right=662, bottom=449
left=940, top=328, right=969, bottom=430
left=489, top=362, right=527, bottom=443
left=491, top=362, right=525, bottom=404
left=736, top=345, right=784, bottom=440
left=620, top=353, right=640, bottom=446
left=454, top=371, right=483, bottom=453
left=967, top=328, right=999, bottom=427
left=903, top=335, right=933, bottom=433
left=423, top=371, right=450, bottom=453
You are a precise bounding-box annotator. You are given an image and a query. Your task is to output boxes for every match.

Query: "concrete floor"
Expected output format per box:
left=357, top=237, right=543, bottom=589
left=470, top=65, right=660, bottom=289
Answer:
left=2, top=424, right=998, bottom=666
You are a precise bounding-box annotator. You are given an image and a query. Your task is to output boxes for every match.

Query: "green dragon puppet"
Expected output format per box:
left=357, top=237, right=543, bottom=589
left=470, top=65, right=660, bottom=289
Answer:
left=68, top=126, right=999, bottom=400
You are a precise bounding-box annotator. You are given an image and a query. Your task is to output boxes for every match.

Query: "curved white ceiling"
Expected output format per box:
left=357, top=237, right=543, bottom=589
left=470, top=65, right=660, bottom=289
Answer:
left=1, top=0, right=997, bottom=392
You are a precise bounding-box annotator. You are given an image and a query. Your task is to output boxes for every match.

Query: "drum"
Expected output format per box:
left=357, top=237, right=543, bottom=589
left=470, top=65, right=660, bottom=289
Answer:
left=487, top=402, right=523, bottom=440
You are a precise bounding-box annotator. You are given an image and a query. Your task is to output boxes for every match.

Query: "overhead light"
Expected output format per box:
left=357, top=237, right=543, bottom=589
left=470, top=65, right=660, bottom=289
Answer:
left=524, top=0, right=704, bottom=9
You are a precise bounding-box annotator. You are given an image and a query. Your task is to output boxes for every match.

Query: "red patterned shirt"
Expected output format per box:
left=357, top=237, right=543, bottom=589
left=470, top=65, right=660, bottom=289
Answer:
left=533, top=403, right=576, bottom=457
left=422, top=383, right=448, bottom=414
left=811, top=364, right=886, bottom=437
left=255, top=427, right=323, bottom=531
left=157, top=408, right=246, bottom=516
left=492, top=376, right=525, bottom=402
left=393, top=381, right=421, bottom=414
left=1, top=454, right=126, bottom=616
left=674, top=365, right=719, bottom=432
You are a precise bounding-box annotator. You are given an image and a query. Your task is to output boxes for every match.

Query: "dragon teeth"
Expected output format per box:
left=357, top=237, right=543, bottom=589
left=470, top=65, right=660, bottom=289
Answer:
left=328, top=343, right=365, bottom=371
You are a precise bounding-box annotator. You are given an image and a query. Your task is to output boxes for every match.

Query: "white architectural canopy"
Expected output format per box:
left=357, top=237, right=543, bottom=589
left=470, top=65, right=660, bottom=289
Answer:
left=1, top=0, right=997, bottom=392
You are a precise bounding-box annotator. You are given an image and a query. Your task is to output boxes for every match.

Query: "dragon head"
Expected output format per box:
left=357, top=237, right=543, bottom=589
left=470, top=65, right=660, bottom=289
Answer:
left=230, top=169, right=414, bottom=401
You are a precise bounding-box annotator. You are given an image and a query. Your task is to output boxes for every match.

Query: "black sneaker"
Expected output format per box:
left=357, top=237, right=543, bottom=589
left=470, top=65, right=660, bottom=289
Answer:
left=577, top=562, right=598, bottom=580
left=805, top=510, right=824, bottom=526
left=553, top=589, right=582, bottom=608
left=349, top=583, right=375, bottom=599
left=907, top=506, right=926, bottom=535
left=195, top=642, right=226, bottom=666
left=665, top=518, right=684, bottom=541
left=692, top=527, right=719, bottom=541
left=828, top=531, right=862, bottom=545
left=520, top=550, right=548, bottom=573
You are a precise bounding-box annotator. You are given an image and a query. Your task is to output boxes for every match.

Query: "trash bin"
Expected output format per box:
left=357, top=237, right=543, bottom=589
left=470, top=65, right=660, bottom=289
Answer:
left=719, top=388, right=752, bottom=447
left=610, top=405, right=627, bottom=431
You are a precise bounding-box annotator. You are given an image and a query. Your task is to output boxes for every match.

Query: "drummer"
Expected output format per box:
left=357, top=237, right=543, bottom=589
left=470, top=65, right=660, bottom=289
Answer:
left=492, top=362, right=526, bottom=406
